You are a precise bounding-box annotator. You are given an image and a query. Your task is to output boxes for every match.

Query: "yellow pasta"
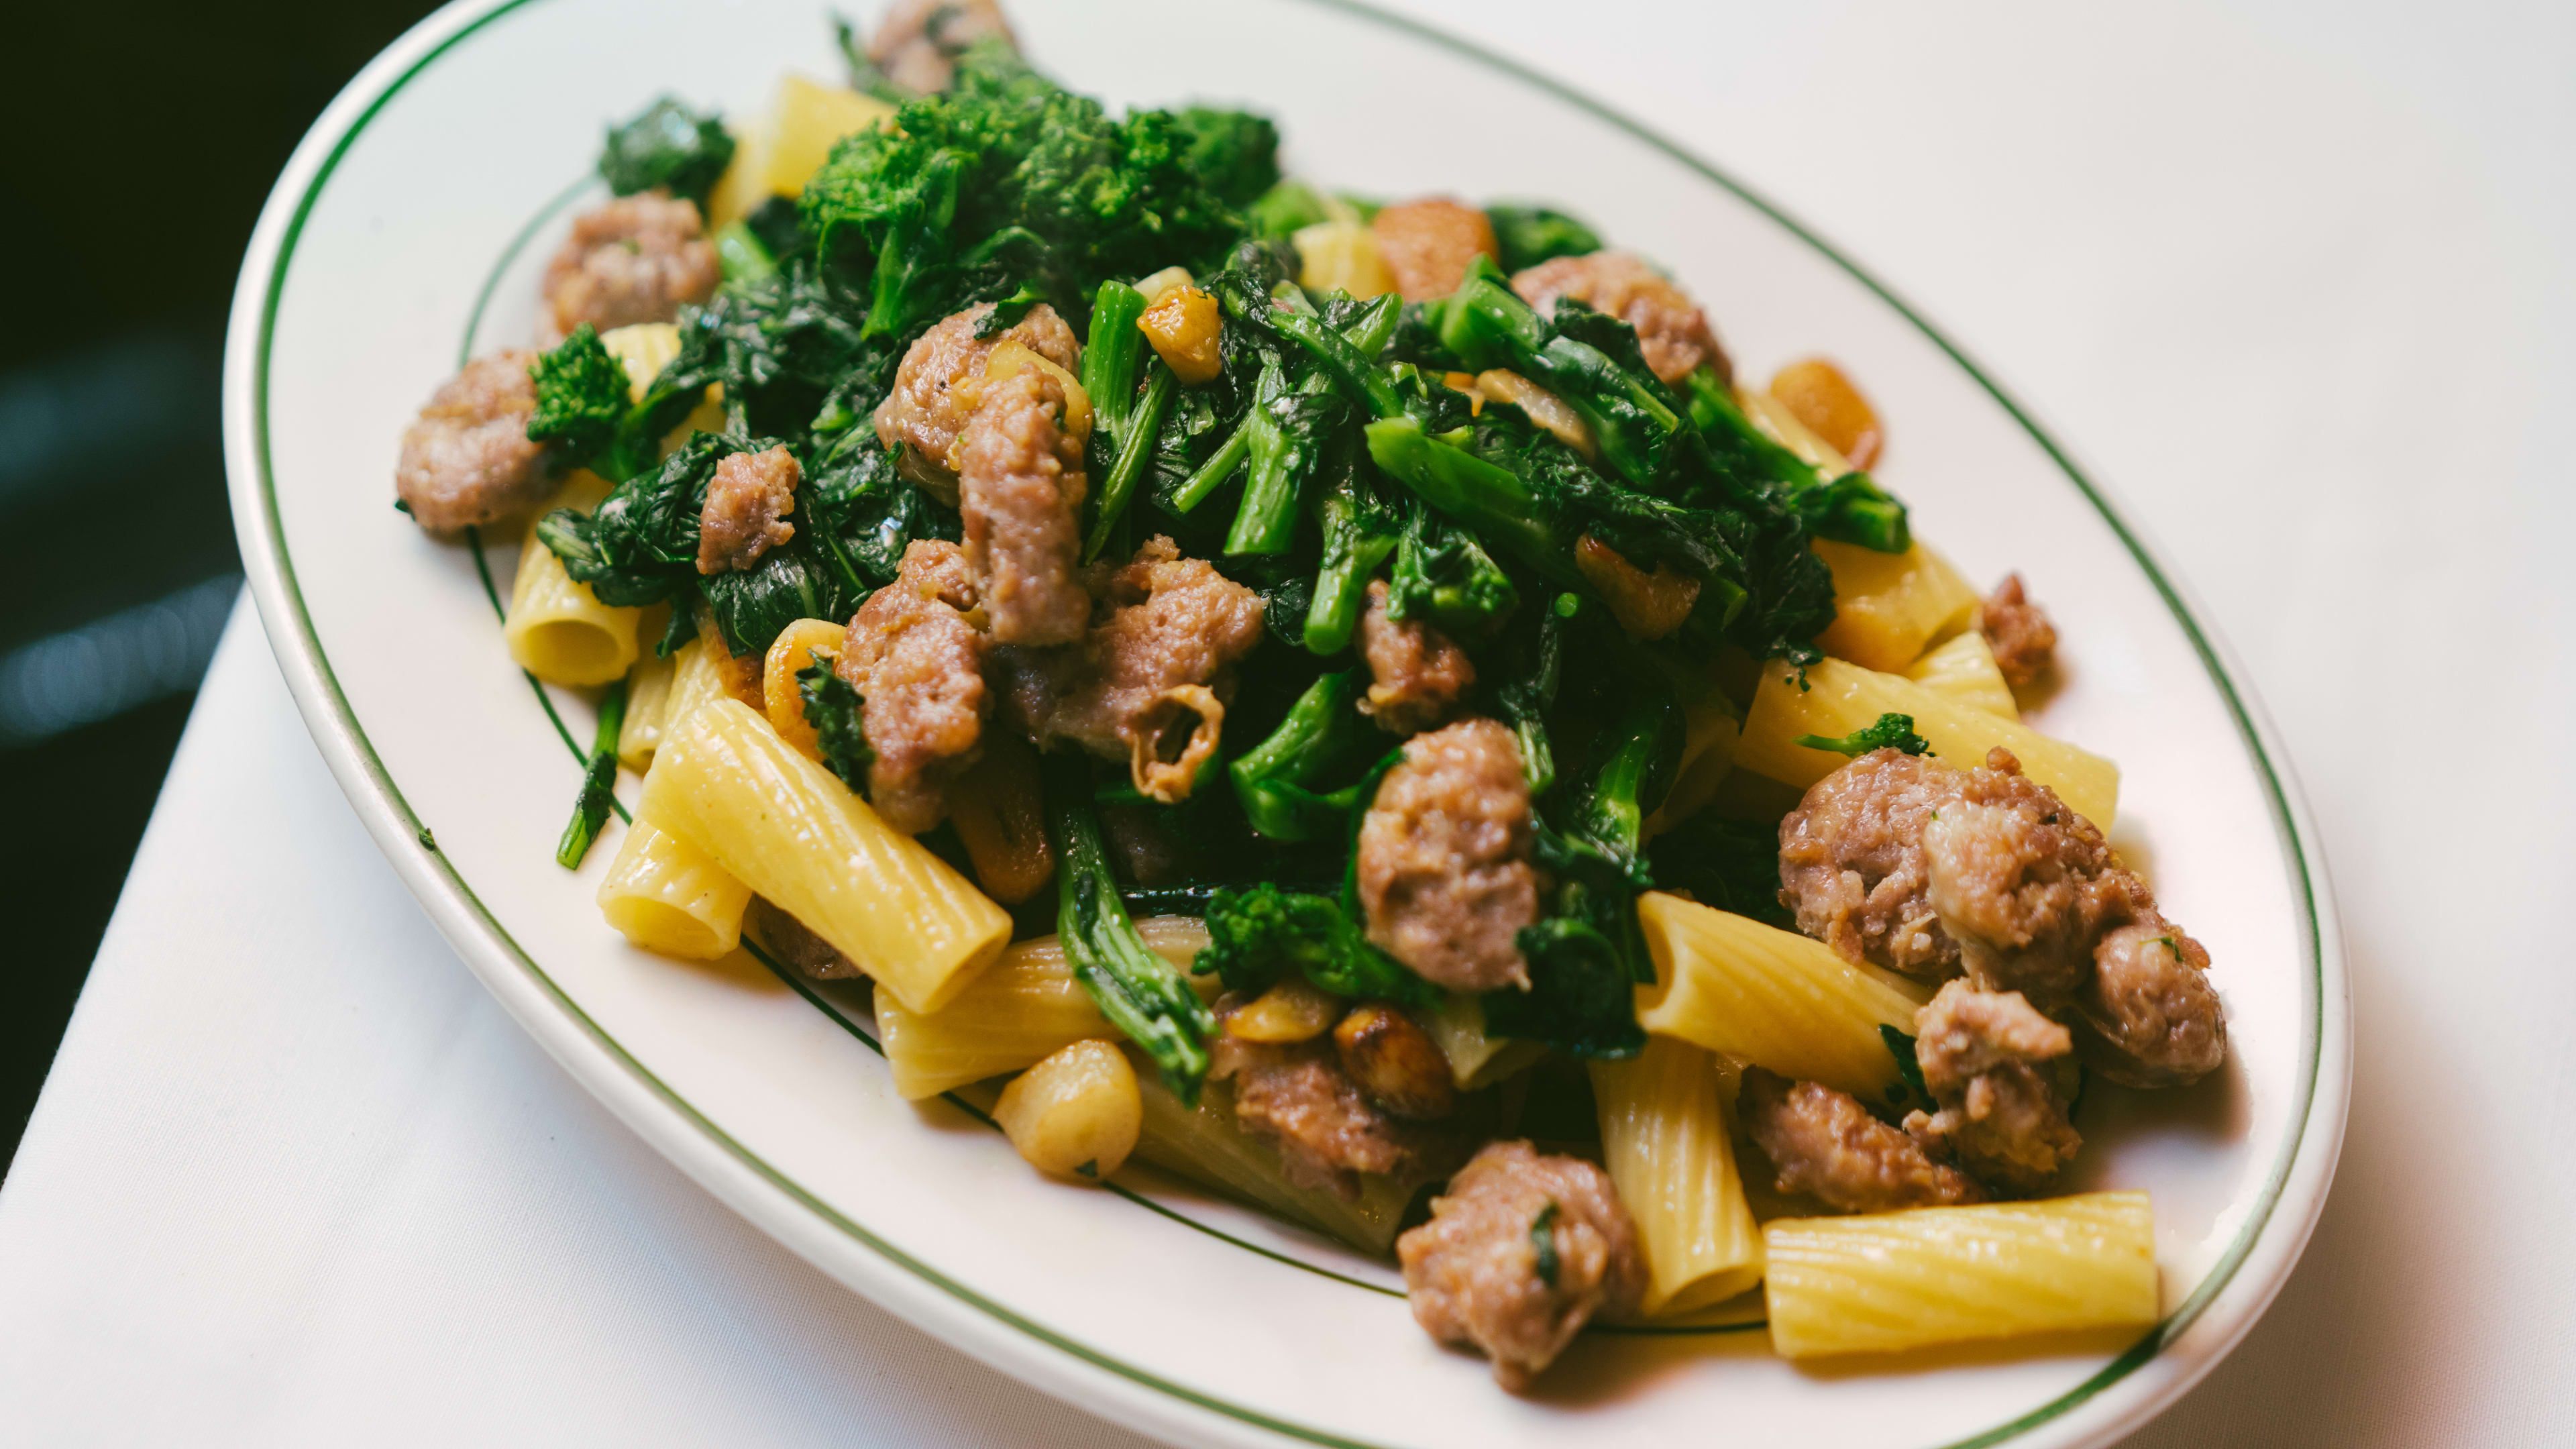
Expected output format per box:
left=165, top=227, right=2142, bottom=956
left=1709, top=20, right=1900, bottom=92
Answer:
left=1903, top=628, right=2019, bottom=720
left=505, top=472, right=641, bottom=687
left=616, top=643, right=677, bottom=771
left=596, top=802, right=752, bottom=961
left=598, top=323, right=724, bottom=444
left=1635, top=892, right=1924, bottom=1098
left=1763, top=1192, right=2159, bottom=1358
left=1810, top=541, right=1981, bottom=673
left=762, top=618, right=849, bottom=762
left=1589, top=1038, right=1764, bottom=1316
left=878, top=916, right=1211, bottom=1100
left=763, top=74, right=896, bottom=196
left=643, top=699, right=1011, bottom=1013
left=703, top=118, right=771, bottom=230
left=1420, top=991, right=1546, bottom=1090
left=1734, top=657, right=2119, bottom=828
left=1128, top=1057, right=1415, bottom=1255
left=1293, top=219, right=1396, bottom=299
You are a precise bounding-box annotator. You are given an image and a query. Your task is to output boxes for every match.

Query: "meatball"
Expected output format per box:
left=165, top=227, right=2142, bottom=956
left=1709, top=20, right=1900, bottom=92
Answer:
left=1397, top=1140, right=1646, bottom=1391
left=1357, top=578, right=1474, bottom=735
left=1739, top=1067, right=1983, bottom=1213
left=1210, top=1028, right=1455, bottom=1200
left=1777, top=747, right=1966, bottom=978
left=867, top=0, right=1016, bottom=95
left=393, top=350, right=553, bottom=534
left=873, top=303, right=1080, bottom=502
left=1371, top=198, right=1500, bottom=302
left=2082, top=918, right=2227, bottom=1087
left=1979, top=574, right=2057, bottom=688
left=837, top=541, right=987, bottom=835
left=696, top=445, right=799, bottom=575
left=747, top=898, right=864, bottom=980
left=957, top=366, right=1089, bottom=645
left=1902, top=980, right=2081, bottom=1193
left=1923, top=749, right=2139, bottom=1008
left=1356, top=718, right=1539, bottom=992
left=539, top=193, right=719, bottom=341
left=1511, top=251, right=1729, bottom=386
left=994, top=536, right=1266, bottom=802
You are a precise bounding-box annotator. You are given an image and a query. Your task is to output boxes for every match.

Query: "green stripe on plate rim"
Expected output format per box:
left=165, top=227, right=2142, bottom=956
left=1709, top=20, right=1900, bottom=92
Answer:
left=241, top=1, right=2328, bottom=1444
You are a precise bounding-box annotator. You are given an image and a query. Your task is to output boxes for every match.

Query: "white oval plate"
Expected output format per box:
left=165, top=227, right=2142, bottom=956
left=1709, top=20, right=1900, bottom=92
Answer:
left=223, top=1, right=2349, bottom=1444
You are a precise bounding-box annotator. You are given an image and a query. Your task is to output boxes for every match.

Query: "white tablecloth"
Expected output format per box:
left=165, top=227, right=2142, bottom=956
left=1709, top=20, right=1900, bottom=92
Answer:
left=7, top=1, right=2571, bottom=1443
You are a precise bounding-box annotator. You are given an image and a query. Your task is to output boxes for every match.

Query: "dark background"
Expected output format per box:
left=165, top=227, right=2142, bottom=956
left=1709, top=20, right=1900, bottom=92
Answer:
left=2, top=1, right=443, bottom=1173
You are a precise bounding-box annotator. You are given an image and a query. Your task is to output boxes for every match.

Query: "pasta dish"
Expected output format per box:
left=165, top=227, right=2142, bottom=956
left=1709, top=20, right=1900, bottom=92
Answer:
left=389, top=1, right=2227, bottom=1389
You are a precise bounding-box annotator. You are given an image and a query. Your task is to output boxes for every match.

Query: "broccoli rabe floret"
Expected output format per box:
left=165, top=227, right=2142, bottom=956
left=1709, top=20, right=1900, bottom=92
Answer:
left=598, top=97, right=736, bottom=205
left=525, top=324, right=629, bottom=465
left=1193, top=883, right=1428, bottom=1005
left=1169, top=106, right=1283, bottom=208
left=1387, top=498, right=1519, bottom=641
left=1796, top=712, right=1933, bottom=758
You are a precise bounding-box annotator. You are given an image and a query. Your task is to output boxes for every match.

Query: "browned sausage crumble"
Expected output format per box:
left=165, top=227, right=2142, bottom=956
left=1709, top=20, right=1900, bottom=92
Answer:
left=873, top=302, right=1080, bottom=502
left=695, top=445, right=800, bottom=575
left=539, top=194, right=719, bottom=341
left=1979, top=574, right=2057, bottom=687
left=394, top=350, right=553, bottom=535
left=1739, top=1067, right=1984, bottom=1213
left=1397, top=1140, right=1645, bottom=1391
left=1372, top=198, right=1501, bottom=302
left=1902, top=980, right=2082, bottom=1193
left=1210, top=1023, right=1458, bottom=1201
left=956, top=366, right=1091, bottom=645
left=837, top=540, right=987, bottom=835
left=1356, top=578, right=1474, bottom=735
left=1356, top=718, right=1539, bottom=992
left=867, top=0, right=1016, bottom=95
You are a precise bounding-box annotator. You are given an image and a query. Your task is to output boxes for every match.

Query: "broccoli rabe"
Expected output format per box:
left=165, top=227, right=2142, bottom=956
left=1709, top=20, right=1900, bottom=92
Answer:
left=599, top=97, right=736, bottom=205
left=800, top=428, right=963, bottom=598
left=525, top=324, right=629, bottom=466
left=1486, top=204, right=1601, bottom=273
left=1228, top=669, right=1374, bottom=842
left=1679, top=368, right=1909, bottom=553
left=1193, top=883, right=1428, bottom=1005
left=536, top=432, right=743, bottom=608
left=1387, top=498, right=1519, bottom=641
left=1046, top=757, right=1217, bottom=1102
left=1648, top=813, right=1796, bottom=930
left=800, top=46, right=1252, bottom=343
left=1244, top=178, right=1332, bottom=238
left=1795, top=712, right=1932, bottom=758
left=1168, top=106, right=1283, bottom=208
left=798, top=655, right=873, bottom=794
left=554, top=678, right=628, bottom=869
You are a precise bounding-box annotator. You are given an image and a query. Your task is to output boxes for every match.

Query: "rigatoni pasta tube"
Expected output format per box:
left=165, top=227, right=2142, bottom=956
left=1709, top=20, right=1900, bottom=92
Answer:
left=1904, top=628, right=2019, bottom=720
left=877, top=916, right=1210, bottom=1099
left=1735, top=658, right=2118, bottom=828
left=616, top=644, right=678, bottom=771
left=1636, top=892, right=1923, bottom=1098
left=1590, top=1038, right=1764, bottom=1316
left=505, top=472, right=641, bottom=687
left=1421, top=991, right=1546, bottom=1090
left=643, top=699, right=1010, bottom=1013
left=1809, top=541, right=1980, bottom=674
left=596, top=806, right=751, bottom=961
left=1764, top=1192, right=2159, bottom=1359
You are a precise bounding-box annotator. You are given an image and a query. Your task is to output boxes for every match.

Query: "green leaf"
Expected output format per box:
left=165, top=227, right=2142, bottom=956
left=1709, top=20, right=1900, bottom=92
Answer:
left=599, top=97, right=736, bottom=204
left=798, top=653, right=873, bottom=794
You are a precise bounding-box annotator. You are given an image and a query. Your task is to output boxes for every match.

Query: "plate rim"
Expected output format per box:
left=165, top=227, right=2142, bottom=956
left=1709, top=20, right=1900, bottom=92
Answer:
left=219, top=1, right=2353, bottom=1445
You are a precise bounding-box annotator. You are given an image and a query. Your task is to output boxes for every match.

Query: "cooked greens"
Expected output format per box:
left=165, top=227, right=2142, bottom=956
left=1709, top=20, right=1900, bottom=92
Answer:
left=1796, top=711, right=1933, bottom=758
left=599, top=97, right=737, bottom=204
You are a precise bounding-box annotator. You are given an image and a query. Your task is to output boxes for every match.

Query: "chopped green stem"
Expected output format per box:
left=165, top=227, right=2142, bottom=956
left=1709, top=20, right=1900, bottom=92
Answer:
left=1085, top=363, right=1173, bottom=560
left=1228, top=669, right=1370, bottom=841
left=1361, top=416, right=1566, bottom=582
left=555, top=679, right=629, bottom=869
left=1046, top=756, right=1215, bottom=1104
left=1223, top=396, right=1300, bottom=556
left=1171, top=420, right=1252, bottom=513
left=1082, top=279, right=1147, bottom=446
left=712, top=221, right=776, bottom=285
left=1269, top=310, right=1403, bottom=419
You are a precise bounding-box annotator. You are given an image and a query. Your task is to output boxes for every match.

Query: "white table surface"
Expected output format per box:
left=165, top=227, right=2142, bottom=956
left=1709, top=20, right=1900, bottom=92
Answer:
left=8, top=1, right=2573, bottom=1443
